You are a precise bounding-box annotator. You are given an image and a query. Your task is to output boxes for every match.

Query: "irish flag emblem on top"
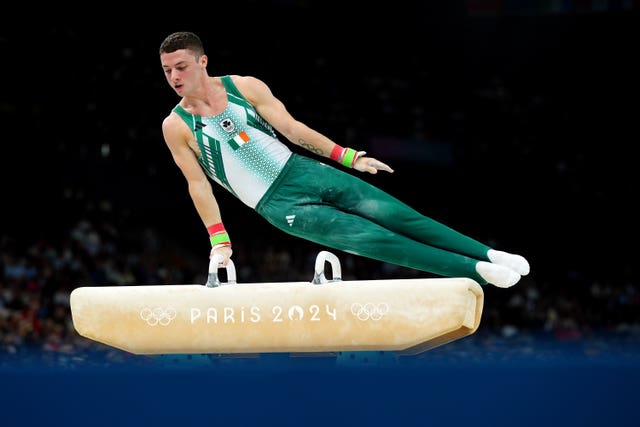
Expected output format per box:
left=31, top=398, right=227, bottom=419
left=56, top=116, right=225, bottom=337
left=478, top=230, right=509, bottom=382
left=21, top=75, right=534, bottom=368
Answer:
left=228, top=131, right=250, bottom=150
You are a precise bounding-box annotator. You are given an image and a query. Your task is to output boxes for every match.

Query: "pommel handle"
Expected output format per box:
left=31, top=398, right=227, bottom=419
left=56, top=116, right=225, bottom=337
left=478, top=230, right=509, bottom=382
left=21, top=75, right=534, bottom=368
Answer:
left=206, top=254, right=237, bottom=288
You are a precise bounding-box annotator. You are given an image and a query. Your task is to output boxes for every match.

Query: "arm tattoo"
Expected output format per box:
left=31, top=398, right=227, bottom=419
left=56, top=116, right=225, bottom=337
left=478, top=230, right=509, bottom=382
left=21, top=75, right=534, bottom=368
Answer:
left=297, top=138, right=325, bottom=156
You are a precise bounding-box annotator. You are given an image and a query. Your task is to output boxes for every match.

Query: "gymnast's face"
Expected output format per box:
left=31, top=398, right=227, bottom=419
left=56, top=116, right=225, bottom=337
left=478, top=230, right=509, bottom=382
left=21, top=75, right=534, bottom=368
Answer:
left=161, top=49, right=208, bottom=97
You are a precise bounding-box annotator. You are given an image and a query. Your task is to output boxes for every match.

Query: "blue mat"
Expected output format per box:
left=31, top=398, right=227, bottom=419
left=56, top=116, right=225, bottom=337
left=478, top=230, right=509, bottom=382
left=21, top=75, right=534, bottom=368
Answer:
left=2, top=334, right=638, bottom=427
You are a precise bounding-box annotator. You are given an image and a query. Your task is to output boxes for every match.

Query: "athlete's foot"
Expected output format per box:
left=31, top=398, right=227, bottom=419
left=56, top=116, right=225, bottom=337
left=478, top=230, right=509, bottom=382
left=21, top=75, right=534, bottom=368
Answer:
left=476, top=261, right=521, bottom=288
left=487, top=249, right=530, bottom=276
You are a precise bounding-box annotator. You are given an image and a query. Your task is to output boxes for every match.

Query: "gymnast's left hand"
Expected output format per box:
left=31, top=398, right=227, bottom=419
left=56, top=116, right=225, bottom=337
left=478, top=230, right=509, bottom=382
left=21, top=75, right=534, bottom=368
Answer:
left=353, top=152, right=395, bottom=174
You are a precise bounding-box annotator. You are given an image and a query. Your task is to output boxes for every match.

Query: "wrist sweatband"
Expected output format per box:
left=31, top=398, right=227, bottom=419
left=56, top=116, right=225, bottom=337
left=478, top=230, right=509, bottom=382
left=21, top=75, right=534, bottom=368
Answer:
left=330, top=145, right=359, bottom=168
left=207, top=223, right=231, bottom=247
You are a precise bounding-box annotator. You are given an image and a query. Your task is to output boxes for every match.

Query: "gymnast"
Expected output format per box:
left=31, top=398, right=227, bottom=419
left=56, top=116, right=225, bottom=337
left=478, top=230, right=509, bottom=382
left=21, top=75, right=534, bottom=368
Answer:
left=158, top=31, right=529, bottom=288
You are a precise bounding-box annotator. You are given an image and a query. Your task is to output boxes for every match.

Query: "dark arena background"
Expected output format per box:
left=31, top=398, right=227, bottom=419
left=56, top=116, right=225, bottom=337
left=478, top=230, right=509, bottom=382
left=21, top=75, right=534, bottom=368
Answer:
left=1, top=2, right=638, bottom=426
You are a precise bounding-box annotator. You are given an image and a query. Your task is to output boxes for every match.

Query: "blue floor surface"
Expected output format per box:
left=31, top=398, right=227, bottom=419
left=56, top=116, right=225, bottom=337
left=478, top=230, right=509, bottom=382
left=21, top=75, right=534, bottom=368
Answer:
left=1, top=333, right=638, bottom=426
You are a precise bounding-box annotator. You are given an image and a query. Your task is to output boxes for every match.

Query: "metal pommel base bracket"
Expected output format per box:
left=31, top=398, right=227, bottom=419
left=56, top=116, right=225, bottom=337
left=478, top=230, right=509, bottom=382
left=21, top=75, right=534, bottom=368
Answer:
left=70, top=251, right=484, bottom=356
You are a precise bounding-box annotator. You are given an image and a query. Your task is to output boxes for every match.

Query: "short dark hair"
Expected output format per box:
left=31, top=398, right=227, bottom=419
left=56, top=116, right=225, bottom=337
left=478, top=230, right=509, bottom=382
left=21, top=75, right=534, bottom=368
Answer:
left=159, top=31, right=204, bottom=57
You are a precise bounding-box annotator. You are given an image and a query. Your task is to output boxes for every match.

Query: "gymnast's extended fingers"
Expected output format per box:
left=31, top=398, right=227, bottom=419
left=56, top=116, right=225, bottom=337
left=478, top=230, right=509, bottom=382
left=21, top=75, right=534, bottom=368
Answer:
left=354, top=155, right=394, bottom=174
left=366, top=158, right=394, bottom=174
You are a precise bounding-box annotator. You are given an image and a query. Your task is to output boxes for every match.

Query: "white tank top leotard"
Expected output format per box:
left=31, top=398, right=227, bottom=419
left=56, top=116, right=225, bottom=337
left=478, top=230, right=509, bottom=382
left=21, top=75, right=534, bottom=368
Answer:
left=172, top=75, right=292, bottom=209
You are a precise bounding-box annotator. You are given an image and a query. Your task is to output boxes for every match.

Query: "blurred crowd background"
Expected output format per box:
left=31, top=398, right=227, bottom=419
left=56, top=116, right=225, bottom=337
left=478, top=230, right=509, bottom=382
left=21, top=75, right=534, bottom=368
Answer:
left=1, top=1, right=639, bottom=365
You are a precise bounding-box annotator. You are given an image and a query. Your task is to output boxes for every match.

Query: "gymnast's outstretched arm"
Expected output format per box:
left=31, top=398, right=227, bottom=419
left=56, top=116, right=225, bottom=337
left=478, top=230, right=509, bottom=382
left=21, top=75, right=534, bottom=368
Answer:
left=233, top=75, right=394, bottom=175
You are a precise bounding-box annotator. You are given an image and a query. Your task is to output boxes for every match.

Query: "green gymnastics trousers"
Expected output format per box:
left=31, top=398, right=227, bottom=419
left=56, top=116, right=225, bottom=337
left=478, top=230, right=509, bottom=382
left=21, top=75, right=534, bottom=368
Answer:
left=255, top=154, right=491, bottom=284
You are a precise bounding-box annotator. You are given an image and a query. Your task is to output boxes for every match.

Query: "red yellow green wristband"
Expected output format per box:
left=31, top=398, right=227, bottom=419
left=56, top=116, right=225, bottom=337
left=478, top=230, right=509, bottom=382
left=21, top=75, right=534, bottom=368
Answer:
left=207, top=222, right=231, bottom=247
left=330, top=145, right=360, bottom=168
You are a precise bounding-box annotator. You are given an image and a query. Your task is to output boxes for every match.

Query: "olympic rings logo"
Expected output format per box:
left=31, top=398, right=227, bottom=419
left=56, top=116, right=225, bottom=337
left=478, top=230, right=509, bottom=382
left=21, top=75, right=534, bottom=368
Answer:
left=140, top=306, right=177, bottom=326
left=350, top=303, right=389, bottom=321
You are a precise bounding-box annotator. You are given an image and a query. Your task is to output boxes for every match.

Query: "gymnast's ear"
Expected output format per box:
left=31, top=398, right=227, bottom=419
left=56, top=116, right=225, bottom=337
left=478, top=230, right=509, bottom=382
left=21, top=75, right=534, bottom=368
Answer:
left=200, top=54, right=208, bottom=68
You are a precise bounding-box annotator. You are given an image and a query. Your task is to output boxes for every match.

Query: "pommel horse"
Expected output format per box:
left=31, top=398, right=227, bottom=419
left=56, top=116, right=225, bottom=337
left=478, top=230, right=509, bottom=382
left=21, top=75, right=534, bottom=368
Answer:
left=70, top=251, right=484, bottom=356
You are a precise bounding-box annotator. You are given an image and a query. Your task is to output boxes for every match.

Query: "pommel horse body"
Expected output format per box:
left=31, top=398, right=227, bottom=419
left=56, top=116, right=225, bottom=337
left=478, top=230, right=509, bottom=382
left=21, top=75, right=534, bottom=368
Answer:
left=70, top=251, right=484, bottom=355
